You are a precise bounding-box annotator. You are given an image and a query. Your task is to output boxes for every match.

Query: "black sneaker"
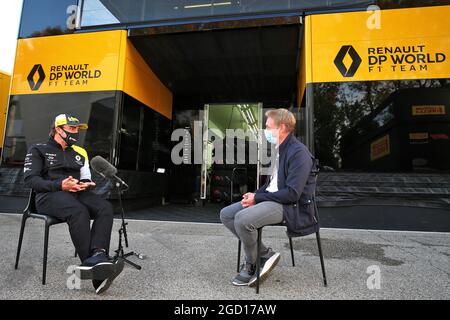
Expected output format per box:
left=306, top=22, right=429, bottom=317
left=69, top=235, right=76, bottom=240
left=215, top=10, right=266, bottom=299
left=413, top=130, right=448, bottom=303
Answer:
left=232, top=262, right=256, bottom=286
left=248, top=249, right=280, bottom=287
left=95, top=258, right=124, bottom=295
left=77, top=251, right=114, bottom=280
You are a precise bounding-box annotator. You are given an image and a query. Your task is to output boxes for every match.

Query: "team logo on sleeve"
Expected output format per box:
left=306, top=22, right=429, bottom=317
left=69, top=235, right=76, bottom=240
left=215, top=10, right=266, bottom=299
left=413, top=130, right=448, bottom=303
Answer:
left=75, top=154, right=83, bottom=165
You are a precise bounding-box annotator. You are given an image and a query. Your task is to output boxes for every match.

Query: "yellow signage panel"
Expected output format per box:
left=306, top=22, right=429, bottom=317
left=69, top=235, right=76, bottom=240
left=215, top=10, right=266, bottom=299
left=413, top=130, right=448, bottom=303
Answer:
left=10, top=30, right=173, bottom=119
left=310, top=5, right=450, bottom=83
left=370, top=134, right=390, bottom=161
left=412, top=105, right=446, bottom=116
left=122, top=41, right=173, bottom=119
left=0, top=71, right=11, bottom=148
left=11, top=30, right=126, bottom=94
left=409, top=133, right=429, bottom=140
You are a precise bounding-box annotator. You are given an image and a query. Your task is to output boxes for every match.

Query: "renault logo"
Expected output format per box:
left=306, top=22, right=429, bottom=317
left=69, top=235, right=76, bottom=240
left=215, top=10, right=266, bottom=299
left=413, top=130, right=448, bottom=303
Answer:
left=27, top=64, right=46, bottom=91
left=334, top=46, right=362, bottom=77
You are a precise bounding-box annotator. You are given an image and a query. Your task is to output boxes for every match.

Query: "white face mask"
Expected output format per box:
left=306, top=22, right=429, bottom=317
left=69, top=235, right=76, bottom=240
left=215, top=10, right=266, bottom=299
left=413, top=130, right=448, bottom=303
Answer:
left=264, top=129, right=278, bottom=144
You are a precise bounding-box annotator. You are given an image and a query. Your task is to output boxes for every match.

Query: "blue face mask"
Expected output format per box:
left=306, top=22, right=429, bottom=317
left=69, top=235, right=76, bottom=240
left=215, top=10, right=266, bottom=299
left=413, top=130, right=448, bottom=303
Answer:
left=264, top=129, right=278, bottom=144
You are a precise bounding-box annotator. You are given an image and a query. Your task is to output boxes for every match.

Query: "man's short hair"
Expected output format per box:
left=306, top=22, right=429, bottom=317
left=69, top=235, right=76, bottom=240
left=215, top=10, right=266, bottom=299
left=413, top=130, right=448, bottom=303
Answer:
left=265, top=108, right=296, bottom=133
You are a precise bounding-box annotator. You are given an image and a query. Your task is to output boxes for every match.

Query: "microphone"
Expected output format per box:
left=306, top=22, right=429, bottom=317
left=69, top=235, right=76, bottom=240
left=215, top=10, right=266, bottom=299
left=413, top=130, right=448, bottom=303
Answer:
left=90, top=155, right=129, bottom=189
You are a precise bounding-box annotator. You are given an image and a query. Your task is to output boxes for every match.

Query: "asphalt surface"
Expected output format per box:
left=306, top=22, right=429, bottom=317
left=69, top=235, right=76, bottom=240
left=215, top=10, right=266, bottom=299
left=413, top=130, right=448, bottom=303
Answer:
left=0, top=213, right=448, bottom=300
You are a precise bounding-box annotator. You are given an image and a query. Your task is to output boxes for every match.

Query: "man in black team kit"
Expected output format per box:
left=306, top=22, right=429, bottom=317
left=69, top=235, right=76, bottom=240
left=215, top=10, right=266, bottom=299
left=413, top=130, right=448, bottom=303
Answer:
left=23, top=114, right=123, bottom=294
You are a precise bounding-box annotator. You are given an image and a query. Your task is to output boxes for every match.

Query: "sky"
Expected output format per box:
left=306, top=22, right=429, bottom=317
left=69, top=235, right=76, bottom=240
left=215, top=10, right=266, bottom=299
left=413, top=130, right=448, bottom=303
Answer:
left=0, top=0, right=23, bottom=74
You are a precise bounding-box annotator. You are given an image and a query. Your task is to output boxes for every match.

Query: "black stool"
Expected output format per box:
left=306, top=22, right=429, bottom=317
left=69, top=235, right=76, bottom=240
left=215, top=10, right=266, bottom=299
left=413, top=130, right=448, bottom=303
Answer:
left=15, top=189, right=66, bottom=285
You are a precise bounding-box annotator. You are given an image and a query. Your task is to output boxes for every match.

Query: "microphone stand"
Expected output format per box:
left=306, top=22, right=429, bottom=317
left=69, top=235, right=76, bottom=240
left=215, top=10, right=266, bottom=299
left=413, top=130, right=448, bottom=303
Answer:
left=113, top=180, right=142, bottom=270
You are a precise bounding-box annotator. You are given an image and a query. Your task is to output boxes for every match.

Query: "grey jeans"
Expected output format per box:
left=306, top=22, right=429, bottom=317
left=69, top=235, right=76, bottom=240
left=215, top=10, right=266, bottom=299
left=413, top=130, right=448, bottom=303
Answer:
left=220, top=201, right=284, bottom=264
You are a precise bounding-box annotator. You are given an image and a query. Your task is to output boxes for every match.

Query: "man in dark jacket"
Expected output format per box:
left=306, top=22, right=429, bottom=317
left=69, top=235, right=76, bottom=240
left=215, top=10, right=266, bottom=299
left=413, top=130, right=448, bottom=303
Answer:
left=220, top=108, right=318, bottom=286
left=24, top=114, right=123, bottom=294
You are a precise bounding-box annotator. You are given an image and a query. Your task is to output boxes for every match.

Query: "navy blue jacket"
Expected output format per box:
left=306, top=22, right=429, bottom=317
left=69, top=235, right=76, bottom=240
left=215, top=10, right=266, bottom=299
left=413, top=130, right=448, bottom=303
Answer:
left=254, top=133, right=319, bottom=237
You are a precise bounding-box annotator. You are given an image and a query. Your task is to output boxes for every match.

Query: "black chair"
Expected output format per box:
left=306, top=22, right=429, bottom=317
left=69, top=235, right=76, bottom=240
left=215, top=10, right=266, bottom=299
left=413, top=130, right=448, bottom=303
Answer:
left=15, top=189, right=66, bottom=285
left=237, top=224, right=327, bottom=293
left=237, top=164, right=327, bottom=294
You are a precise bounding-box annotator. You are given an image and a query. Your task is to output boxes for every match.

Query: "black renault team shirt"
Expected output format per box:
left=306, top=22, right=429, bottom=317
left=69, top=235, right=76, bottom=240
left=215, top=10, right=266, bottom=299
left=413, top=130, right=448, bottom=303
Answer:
left=24, top=137, right=92, bottom=198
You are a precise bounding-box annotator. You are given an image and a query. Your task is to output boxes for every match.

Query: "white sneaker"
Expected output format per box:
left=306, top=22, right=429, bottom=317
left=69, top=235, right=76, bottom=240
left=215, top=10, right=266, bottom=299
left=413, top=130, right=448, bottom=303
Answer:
left=248, top=251, right=280, bottom=287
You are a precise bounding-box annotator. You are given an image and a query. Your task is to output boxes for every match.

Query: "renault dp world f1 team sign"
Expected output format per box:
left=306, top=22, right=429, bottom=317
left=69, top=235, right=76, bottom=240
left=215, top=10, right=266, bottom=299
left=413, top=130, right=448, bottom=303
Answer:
left=27, top=63, right=102, bottom=91
left=310, top=6, right=450, bottom=83
left=366, top=45, right=446, bottom=74
left=11, top=31, right=124, bottom=95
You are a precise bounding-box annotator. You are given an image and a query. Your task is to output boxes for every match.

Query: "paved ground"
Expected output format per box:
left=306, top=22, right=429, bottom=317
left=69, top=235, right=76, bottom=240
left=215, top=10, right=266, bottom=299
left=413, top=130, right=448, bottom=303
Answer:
left=0, top=213, right=448, bottom=300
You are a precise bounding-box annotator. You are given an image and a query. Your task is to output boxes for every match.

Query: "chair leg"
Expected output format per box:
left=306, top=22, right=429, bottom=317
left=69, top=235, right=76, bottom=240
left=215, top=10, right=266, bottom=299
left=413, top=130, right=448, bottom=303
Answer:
left=289, top=237, right=295, bottom=267
left=255, top=228, right=262, bottom=294
left=237, top=240, right=241, bottom=273
left=74, top=249, right=77, bottom=258
left=316, top=231, right=327, bottom=287
left=42, top=222, right=50, bottom=285
left=15, top=215, right=28, bottom=270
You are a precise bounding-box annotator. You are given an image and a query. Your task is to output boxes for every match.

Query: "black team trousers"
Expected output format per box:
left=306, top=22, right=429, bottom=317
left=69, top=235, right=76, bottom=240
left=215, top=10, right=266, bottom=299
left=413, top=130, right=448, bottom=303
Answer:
left=36, top=191, right=114, bottom=263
